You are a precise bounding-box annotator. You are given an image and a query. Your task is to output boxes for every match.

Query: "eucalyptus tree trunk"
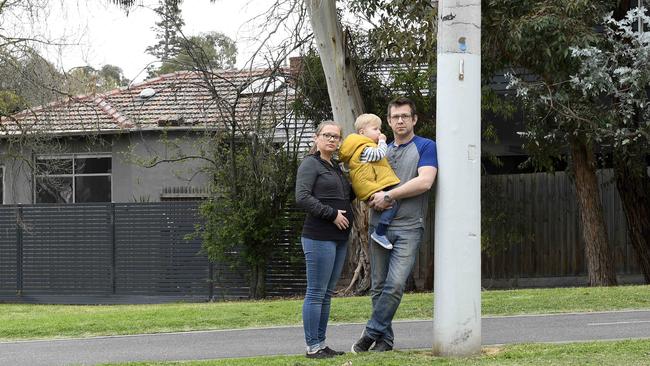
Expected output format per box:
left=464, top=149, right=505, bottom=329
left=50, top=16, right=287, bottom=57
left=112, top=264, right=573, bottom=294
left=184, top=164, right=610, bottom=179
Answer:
left=569, top=137, right=617, bottom=286
left=306, top=0, right=364, bottom=136
left=306, top=0, right=369, bottom=295
left=611, top=0, right=650, bottom=285
left=614, top=154, right=650, bottom=283
left=250, top=262, right=266, bottom=299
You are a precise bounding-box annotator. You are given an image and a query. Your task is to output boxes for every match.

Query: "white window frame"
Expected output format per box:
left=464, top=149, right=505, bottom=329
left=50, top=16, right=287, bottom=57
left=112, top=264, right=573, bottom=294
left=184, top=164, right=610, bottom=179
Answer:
left=33, top=153, right=113, bottom=203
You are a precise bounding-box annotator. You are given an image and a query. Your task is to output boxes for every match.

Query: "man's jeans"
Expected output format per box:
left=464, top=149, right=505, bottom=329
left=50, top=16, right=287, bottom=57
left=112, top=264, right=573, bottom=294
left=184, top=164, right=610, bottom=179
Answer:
left=301, top=237, right=348, bottom=350
left=365, top=227, right=423, bottom=345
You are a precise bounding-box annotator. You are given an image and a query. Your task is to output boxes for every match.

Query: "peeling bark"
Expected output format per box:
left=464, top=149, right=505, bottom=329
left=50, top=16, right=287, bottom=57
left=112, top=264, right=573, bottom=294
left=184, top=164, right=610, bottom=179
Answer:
left=341, top=200, right=371, bottom=295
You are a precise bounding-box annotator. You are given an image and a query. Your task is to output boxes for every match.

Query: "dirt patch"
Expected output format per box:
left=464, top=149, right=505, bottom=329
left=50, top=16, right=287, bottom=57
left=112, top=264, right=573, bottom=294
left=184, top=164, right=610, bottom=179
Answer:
left=482, top=346, right=504, bottom=356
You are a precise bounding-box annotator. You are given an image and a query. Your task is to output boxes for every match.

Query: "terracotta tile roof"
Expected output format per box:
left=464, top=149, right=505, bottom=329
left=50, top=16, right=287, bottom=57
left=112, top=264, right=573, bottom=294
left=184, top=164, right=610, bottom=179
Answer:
left=0, top=69, right=299, bottom=136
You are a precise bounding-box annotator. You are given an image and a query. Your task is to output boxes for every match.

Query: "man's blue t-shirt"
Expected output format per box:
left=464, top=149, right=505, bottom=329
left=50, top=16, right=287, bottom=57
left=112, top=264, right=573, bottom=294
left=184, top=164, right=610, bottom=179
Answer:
left=370, top=135, right=438, bottom=229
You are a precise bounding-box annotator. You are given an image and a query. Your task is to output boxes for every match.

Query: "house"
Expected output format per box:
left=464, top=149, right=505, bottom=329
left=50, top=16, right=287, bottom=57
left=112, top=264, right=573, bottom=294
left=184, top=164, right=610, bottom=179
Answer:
left=0, top=67, right=312, bottom=205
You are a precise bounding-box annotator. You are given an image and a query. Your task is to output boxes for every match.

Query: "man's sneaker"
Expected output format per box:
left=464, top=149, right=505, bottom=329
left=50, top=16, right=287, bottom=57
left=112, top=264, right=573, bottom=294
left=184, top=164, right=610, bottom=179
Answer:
left=371, top=231, right=393, bottom=250
left=305, top=348, right=335, bottom=359
left=370, top=339, right=393, bottom=352
left=321, top=346, right=345, bottom=356
left=351, top=332, right=375, bottom=353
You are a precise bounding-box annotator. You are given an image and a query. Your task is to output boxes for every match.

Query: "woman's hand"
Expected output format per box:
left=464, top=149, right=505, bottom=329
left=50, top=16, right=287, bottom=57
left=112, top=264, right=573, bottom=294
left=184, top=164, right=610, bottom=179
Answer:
left=333, top=210, right=349, bottom=230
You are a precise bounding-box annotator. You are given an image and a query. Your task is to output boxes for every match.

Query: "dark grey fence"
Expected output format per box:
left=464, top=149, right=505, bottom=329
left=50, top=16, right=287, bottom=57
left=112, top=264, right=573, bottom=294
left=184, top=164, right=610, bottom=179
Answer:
left=0, top=202, right=306, bottom=303
left=481, top=170, right=644, bottom=287
left=406, top=169, right=644, bottom=290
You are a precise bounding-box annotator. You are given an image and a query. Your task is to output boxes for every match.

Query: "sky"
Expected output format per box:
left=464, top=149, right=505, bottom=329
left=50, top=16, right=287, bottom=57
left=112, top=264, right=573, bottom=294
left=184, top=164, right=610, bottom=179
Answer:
left=39, top=0, right=283, bottom=84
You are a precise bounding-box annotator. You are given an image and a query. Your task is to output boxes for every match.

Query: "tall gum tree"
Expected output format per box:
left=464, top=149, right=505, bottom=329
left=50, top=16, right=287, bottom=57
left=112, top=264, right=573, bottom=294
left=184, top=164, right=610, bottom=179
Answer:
left=610, top=2, right=650, bottom=284
left=305, top=0, right=373, bottom=295
left=484, top=0, right=618, bottom=286
left=109, top=0, right=312, bottom=298
left=569, top=4, right=650, bottom=282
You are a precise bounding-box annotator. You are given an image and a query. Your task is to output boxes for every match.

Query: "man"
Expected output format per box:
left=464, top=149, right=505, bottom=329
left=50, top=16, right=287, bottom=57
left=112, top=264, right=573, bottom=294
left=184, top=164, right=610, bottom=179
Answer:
left=351, top=96, right=438, bottom=353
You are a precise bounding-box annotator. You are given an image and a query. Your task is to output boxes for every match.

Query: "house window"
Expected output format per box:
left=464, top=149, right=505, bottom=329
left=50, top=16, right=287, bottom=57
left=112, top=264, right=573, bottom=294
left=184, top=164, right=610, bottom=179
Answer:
left=34, top=155, right=112, bottom=203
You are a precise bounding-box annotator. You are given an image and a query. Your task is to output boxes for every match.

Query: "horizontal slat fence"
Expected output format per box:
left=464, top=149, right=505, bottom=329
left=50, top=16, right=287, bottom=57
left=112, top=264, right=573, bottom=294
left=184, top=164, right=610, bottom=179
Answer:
left=21, top=205, right=113, bottom=295
left=0, top=202, right=307, bottom=303
left=0, top=206, right=18, bottom=294
left=265, top=209, right=307, bottom=297
left=113, top=204, right=209, bottom=297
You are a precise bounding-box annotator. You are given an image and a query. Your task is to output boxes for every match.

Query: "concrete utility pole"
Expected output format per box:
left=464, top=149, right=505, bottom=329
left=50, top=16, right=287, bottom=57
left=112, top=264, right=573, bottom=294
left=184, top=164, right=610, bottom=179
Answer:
left=433, top=0, right=482, bottom=357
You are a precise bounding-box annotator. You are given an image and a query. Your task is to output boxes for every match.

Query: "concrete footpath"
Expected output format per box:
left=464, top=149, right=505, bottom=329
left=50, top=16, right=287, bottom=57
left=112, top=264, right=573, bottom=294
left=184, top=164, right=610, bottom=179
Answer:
left=1, top=310, right=649, bottom=365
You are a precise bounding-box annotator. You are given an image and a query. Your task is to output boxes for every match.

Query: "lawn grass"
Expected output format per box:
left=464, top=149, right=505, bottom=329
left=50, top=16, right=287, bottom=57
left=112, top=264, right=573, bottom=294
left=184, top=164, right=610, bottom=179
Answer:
left=481, top=285, right=650, bottom=315
left=0, top=285, right=648, bottom=341
left=104, top=339, right=650, bottom=365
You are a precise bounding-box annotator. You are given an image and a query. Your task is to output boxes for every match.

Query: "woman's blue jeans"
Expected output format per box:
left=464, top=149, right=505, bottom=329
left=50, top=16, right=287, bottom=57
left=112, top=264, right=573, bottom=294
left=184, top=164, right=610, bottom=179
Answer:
left=301, top=237, right=348, bottom=350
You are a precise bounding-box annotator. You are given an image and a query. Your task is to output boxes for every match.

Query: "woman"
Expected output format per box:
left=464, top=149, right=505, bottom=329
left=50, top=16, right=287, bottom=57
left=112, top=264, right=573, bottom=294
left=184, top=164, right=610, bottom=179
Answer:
left=295, top=121, right=354, bottom=359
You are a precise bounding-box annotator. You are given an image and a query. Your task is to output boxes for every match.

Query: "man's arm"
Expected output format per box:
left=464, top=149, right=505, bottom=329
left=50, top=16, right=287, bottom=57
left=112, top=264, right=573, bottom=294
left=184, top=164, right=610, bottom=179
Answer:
left=369, top=166, right=437, bottom=210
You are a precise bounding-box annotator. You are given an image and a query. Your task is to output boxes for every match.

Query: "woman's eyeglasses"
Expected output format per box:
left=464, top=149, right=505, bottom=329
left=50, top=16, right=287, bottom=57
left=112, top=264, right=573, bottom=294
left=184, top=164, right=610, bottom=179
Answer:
left=320, top=133, right=341, bottom=141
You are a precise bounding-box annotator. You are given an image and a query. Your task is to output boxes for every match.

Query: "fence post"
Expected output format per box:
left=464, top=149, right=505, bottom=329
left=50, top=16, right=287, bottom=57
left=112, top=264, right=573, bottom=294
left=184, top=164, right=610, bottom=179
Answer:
left=208, top=261, right=214, bottom=301
left=110, top=203, right=117, bottom=294
left=15, top=206, right=23, bottom=296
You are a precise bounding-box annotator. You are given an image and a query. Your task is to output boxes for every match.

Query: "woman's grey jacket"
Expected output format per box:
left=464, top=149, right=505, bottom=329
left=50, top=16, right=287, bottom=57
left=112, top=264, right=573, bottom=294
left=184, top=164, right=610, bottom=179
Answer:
left=295, top=152, right=355, bottom=242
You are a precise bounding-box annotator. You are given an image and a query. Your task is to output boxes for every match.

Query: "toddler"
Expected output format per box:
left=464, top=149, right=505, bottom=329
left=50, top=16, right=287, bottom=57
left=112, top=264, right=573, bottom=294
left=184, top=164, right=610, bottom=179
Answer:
left=338, top=114, right=400, bottom=249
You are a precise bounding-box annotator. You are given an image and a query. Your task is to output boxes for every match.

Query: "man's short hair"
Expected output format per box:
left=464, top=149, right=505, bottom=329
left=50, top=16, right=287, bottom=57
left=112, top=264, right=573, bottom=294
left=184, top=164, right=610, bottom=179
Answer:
left=354, top=113, right=382, bottom=132
left=387, top=96, right=417, bottom=118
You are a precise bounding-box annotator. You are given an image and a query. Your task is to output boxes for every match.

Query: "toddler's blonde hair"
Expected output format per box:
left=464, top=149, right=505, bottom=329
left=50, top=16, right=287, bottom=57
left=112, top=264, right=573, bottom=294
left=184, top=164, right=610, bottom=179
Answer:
left=354, top=113, right=381, bottom=133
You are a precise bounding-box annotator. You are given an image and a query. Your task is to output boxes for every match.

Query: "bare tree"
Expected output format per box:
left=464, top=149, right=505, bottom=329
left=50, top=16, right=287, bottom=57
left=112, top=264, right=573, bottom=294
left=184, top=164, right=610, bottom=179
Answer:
left=304, top=0, right=378, bottom=295
left=108, top=0, right=379, bottom=295
left=110, top=0, right=315, bottom=298
left=0, top=1, right=105, bottom=202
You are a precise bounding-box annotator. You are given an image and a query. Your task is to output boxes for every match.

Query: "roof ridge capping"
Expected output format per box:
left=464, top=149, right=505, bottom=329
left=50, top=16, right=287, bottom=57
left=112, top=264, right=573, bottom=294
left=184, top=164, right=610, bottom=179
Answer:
left=126, top=70, right=196, bottom=90
left=120, top=68, right=288, bottom=94
left=93, top=96, right=133, bottom=129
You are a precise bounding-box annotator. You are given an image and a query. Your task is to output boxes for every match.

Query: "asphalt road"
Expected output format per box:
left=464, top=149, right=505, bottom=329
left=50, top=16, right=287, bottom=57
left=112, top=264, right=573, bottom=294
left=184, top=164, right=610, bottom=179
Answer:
left=1, top=310, right=649, bottom=365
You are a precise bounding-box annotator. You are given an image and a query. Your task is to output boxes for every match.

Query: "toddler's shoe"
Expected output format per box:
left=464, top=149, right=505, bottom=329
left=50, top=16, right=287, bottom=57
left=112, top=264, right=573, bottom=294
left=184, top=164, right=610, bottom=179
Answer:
left=371, top=231, right=393, bottom=250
